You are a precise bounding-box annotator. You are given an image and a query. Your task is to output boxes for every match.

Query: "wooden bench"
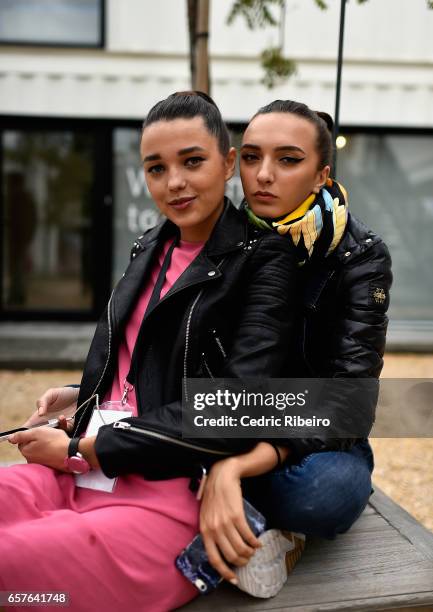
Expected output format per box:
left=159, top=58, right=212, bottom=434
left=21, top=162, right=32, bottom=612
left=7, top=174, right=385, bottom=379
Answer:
left=183, top=488, right=433, bottom=611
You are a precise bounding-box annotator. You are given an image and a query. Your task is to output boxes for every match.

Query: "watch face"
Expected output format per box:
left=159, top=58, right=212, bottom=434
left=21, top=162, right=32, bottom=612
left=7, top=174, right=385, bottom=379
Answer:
left=64, top=454, right=90, bottom=474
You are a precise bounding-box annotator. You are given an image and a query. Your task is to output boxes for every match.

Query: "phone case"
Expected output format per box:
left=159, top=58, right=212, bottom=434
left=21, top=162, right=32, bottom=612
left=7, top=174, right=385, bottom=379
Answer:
left=175, top=498, right=266, bottom=595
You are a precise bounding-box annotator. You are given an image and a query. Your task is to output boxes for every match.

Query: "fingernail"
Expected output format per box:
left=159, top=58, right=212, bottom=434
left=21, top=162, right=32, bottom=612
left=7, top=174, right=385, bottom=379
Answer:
left=38, top=409, right=43, bottom=416
left=8, top=435, right=15, bottom=443
left=229, top=578, right=238, bottom=585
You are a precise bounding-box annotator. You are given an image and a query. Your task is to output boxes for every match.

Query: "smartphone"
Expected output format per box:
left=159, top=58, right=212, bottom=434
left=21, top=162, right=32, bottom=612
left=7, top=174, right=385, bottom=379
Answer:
left=0, top=417, right=74, bottom=442
left=175, top=498, right=266, bottom=595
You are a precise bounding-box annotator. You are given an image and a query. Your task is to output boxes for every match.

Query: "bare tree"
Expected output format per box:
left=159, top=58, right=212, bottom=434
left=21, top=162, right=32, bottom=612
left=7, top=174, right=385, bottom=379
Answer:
left=188, top=0, right=211, bottom=93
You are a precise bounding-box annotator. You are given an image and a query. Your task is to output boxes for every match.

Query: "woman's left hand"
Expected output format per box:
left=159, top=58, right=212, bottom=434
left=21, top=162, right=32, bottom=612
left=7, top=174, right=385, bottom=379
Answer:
left=199, top=457, right=261, bottom=583
left=8, top=427, right=70, bottom=472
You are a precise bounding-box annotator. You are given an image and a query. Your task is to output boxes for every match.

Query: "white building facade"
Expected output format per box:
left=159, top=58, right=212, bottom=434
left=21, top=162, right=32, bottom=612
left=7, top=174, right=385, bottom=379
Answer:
left=1, top=0, right=432, bottom=346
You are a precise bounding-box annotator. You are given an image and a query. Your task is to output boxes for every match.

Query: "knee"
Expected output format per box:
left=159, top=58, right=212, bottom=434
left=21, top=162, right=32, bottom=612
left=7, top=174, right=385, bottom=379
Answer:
left=305, top=455, right=371, bottom=534
left=276, top=452, right=372, bottom=537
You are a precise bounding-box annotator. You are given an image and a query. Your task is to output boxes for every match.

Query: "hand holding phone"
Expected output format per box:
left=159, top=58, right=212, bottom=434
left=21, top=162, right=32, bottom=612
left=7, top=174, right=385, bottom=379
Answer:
left=175, top=498, right=266, bottom=595
left=0, top=417, right=74, bottom=443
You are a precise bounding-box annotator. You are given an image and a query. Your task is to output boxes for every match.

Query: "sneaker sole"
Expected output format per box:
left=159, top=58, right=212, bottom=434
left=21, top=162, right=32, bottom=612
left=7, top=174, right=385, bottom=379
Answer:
left=234, top=529, right=295, bottom=599
left=282, top=530, right=306, bottom=573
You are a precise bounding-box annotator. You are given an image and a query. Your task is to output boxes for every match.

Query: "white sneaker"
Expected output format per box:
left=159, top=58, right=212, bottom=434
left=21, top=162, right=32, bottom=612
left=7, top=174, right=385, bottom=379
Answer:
left=234, top=529, right=305, bottom=599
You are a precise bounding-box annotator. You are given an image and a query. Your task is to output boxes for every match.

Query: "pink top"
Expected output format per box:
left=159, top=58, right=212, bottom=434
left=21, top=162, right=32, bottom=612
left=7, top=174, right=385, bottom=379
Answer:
left=0, top=237, right=207, bottom=612
left=105, top=238, right=205, bottom=413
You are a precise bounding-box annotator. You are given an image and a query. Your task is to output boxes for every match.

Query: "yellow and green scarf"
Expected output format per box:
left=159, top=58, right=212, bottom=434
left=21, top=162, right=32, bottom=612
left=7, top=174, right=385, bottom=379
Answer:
left=244, top=178, right=348, bottom=266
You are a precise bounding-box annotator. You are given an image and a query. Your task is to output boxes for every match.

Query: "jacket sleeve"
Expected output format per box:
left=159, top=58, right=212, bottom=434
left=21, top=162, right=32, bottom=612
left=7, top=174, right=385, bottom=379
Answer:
left=94, top=233, right=299, bottom=479
left=287, top=239, right=393, bottom=461
left=221, top=232, right=298, bottom=379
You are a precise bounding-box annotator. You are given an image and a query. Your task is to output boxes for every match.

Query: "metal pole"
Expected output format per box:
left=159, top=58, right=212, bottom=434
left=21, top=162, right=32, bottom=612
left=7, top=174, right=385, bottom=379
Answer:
left=333, top=0, right=347, bottom=177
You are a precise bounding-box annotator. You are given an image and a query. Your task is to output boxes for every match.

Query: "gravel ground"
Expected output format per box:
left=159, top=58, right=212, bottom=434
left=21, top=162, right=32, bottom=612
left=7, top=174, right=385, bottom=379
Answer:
left=0, top=354, right=432, bottom=531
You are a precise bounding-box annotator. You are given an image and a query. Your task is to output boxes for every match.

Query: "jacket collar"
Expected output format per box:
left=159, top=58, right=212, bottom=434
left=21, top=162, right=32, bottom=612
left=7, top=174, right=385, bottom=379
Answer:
left=302, top=213, right=382, bottom=309
left=204, top=198, right=248, bottom=255
left=111, top=198, right=247, bottom=330
left=333, top=213, right=381, bottom=264
left=135, top=198, right=247, bottom=256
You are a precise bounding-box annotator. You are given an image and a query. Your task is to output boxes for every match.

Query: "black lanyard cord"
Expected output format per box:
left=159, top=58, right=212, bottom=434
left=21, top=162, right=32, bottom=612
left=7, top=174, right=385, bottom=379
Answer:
left=126, top=237, right=178, bottom=387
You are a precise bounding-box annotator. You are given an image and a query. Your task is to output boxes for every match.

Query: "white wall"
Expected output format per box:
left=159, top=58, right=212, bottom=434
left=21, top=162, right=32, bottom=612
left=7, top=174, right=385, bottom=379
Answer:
left=0, top=0, right=432, bottom=125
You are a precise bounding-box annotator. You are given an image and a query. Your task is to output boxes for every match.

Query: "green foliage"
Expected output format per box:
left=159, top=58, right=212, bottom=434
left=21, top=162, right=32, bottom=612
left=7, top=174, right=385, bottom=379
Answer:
left=227, top=0, right=284, bottom=29
left=225, top=0, right=433, bottom=89
left=261, top=47, right=296, bottom=88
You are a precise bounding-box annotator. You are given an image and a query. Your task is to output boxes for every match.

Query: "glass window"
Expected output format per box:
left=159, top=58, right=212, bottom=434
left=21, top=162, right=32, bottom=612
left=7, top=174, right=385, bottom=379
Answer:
left=337, top=133, right=433, bottom=322
left=0, top=0, right=103, bottom=47
left=113, top=128, right=162, bottom=285
left=1, top=130, right=95, bottom=311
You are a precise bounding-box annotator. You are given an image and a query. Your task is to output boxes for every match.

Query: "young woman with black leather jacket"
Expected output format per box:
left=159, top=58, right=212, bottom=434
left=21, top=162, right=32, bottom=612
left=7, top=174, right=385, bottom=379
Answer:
left=2, top=93, right=298, bottom=611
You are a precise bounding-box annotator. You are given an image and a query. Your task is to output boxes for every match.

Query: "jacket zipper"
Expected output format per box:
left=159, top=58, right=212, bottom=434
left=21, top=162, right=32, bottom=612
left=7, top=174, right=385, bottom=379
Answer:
left=183, top=289, right=204, bottom=403
left=183, top=257, right=227, bottom=402
left=73, top=290, right=115, bottom=435
left=112, top=421, right=230, bottom=456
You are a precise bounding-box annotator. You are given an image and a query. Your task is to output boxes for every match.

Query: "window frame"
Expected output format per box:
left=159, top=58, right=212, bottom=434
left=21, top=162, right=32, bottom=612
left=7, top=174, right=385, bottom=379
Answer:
left=0, top=0, right=105, bottom=49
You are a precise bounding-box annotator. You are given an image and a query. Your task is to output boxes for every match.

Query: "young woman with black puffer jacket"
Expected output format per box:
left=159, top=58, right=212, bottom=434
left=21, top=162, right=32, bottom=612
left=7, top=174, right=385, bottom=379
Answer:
left=198, top=100, right=392, bottom=596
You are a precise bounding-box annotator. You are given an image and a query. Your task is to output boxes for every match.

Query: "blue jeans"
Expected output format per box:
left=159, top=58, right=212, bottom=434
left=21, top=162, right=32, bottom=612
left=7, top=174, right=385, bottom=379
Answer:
left=242, top=440, right=374, bottom=540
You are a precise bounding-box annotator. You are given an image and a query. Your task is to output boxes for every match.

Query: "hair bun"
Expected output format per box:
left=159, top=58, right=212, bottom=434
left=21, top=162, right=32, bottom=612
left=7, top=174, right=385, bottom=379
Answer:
left=315, top=111, right=334, bottom=133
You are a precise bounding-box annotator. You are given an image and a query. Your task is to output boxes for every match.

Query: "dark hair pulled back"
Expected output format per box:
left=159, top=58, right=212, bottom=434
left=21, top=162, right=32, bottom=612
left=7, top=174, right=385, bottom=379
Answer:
left=253, top=99, right=334, bottom=169
left=143, top=91, right=230, bottom=156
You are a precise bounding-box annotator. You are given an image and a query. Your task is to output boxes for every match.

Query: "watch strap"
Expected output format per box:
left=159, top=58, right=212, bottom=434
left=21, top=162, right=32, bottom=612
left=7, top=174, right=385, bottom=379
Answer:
left=68, top=437, right=81, bottom=458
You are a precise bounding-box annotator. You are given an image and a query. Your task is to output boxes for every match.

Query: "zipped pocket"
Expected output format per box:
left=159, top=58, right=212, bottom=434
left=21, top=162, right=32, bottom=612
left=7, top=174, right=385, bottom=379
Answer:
left=200, top=328, right=227, bottom=379
left=212, top=329, right=227, bottom=359
left=201, top=353, right=215, bottom=380
left=112, top=421, right=230, bottom=456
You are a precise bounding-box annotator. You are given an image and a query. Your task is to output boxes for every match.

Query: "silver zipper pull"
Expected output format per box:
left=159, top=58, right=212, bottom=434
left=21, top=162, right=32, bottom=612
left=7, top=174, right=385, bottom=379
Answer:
left=113, top=421, right=131, bottom=430
left=121, top=379, right=134, bottom=405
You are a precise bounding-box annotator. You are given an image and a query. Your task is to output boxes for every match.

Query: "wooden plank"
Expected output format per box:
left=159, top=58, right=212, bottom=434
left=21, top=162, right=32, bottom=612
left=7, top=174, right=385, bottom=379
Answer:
left=261, top=598, right=433, bottom=611
left=369, top=488, right=433, bottom=562
left=184, top=583, right=433, bottom=612
left=184, top=573, right=433, bottom=611
left=184, top=491, right=433, bottom=611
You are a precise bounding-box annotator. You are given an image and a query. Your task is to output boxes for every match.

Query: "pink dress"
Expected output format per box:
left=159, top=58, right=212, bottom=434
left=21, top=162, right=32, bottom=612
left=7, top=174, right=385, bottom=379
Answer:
left=0, top=239, right=205, bottom=612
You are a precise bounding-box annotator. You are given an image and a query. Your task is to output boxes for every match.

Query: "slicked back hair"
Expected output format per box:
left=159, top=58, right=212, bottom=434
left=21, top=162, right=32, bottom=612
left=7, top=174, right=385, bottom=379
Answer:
left=143, top=91, right=230, bottom=156
left=253, top=99, right=334, bottom=169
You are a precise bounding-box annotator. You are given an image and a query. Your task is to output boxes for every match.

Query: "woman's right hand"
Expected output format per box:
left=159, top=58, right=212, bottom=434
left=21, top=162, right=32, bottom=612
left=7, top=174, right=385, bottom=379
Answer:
left=200, top=442, right=289, bottom=582
left=199, top=457, right=261, bottom=583
left=23, top=386, right=79, bottom=432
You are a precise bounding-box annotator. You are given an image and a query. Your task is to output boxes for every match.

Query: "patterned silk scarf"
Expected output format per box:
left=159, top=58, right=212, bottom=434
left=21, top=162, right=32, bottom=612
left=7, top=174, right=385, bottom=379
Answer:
left=244, top=178, right=349, bottom=266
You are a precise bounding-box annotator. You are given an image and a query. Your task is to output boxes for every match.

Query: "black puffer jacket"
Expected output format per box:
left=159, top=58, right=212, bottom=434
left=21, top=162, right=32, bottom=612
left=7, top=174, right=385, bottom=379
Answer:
left=73, top=201, right=298, bottom=479
left=285, top=212, right=392, bottom=460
